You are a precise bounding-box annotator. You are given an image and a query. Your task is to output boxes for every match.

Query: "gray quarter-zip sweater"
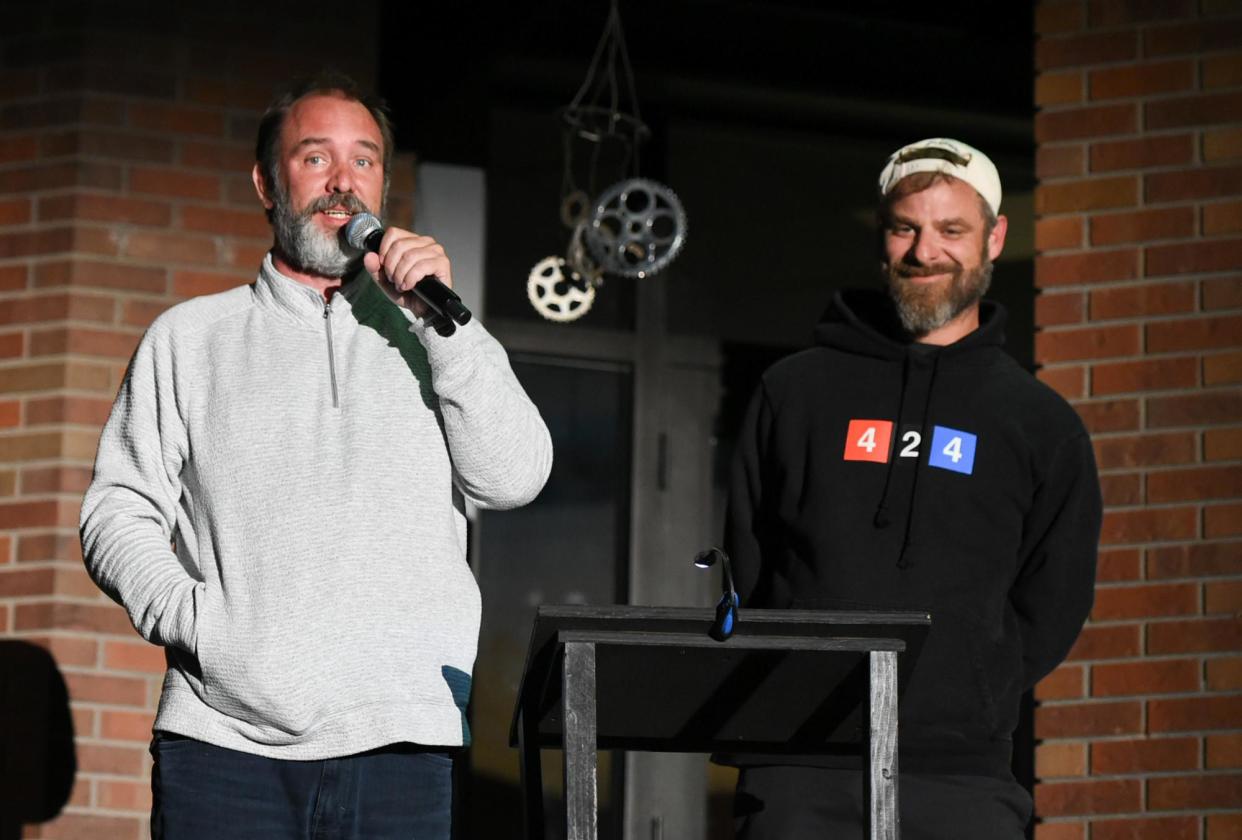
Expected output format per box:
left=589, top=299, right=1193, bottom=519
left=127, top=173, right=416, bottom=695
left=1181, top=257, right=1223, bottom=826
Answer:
left=80, top=255, right=552, bottom=759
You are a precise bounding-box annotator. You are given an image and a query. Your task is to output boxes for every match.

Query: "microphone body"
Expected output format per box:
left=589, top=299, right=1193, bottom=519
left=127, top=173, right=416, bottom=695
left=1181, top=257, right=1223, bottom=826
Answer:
left=343, top=214, right=472, bottom=336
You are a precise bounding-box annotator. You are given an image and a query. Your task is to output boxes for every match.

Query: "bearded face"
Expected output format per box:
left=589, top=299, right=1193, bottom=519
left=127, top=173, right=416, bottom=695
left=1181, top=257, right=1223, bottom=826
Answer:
left=270, top=185, right=372, bottom=279
left=884, top=248, right=993, bottom=337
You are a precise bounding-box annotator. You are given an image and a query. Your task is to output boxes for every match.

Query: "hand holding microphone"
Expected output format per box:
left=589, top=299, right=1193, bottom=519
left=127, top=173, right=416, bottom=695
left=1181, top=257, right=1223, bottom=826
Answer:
left=343, top=213, right=471, bottom=336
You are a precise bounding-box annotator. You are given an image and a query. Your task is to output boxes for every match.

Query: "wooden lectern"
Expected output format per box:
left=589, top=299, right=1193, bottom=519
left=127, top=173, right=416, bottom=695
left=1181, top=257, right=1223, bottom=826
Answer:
left=509, top=605, right=929, bottom=840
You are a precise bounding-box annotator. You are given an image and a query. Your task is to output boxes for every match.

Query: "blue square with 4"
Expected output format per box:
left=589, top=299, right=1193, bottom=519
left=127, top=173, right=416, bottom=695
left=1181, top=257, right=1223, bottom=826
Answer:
left=928, top=426, right=977, bottom=475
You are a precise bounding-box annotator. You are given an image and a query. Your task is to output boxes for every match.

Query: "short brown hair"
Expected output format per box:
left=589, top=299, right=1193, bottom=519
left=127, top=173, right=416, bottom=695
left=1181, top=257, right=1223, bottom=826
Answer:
left=254, top=69, right=395, bottom=215
left=880, top=171, right=997, bottom=235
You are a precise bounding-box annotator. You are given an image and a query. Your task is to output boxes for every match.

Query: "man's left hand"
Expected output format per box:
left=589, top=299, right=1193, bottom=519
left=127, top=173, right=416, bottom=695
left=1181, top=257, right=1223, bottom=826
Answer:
left=364, top=227, right=452, bottom=318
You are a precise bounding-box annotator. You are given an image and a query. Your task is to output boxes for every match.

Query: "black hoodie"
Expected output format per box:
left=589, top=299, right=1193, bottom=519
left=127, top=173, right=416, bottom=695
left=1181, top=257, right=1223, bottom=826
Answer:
left=726, top=289, right=1101, bottom=779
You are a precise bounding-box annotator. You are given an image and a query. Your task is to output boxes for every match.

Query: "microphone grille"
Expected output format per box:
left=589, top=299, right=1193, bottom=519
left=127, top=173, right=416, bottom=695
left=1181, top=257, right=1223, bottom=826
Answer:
left=343, top=213, right=382, bottom=250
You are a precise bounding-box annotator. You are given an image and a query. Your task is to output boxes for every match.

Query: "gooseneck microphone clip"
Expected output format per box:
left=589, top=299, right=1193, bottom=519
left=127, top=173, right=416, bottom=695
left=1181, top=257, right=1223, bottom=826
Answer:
left=343, top=213, right=472, bottom=337
left=693, top=547, right=739, bottom=642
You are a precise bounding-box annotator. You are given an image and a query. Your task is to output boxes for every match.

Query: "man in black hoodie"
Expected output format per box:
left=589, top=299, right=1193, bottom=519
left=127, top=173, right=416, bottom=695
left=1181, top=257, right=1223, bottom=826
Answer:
left=727, top=138, right=1101, bottom=839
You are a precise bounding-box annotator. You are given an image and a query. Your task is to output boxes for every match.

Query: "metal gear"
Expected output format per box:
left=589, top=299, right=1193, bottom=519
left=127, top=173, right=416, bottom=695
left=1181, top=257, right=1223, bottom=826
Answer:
left=527, top=256, right=596, bottom=323
left=565, top=222, right=606, bottom=288
left=584, top=177, right=687, bottom=278
left=560, top=190, right=592, bottom=229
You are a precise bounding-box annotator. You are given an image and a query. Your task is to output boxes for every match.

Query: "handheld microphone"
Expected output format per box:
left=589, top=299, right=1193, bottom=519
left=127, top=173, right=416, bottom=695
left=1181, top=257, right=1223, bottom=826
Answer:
left=693, top=547, right=739, bottom=642
left=343, top=213, right=472, bottom=337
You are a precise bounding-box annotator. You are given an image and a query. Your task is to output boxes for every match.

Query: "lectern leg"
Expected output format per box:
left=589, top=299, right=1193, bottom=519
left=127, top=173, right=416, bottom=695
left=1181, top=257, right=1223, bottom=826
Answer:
left=868, top=649, right=899, bottom=840
left=562, top=640, right=599, bottom=840
left=518, top=707, right=544, bottom=840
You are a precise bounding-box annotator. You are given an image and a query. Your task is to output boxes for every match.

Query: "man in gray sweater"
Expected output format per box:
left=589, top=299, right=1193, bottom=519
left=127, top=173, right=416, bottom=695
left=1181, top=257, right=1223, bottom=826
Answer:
left=80, top=72, right=553, bottom=839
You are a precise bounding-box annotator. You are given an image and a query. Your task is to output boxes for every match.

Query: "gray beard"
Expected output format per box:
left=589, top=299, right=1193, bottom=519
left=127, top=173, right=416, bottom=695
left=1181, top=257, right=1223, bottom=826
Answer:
left=271, top=190, right=371, bottom=279
left=884, top=258, right=993, bottom=337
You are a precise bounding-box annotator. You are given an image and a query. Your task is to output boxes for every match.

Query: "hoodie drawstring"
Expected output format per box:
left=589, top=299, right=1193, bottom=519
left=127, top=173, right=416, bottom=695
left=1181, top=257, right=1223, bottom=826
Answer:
left=895, top=353, right=942, bottom=569
left=873, top=353, right=912, bottom=530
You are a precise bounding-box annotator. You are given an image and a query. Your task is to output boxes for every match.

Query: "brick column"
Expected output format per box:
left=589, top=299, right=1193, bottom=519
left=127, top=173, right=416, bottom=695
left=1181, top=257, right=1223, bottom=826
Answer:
left=0, top=7, right=415, bottom=838
left=1033, top=3, right=1241, bottom=839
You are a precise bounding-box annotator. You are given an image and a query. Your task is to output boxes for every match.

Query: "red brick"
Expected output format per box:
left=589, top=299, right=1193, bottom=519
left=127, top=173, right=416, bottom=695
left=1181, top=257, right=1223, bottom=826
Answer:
left=179, top=139, right=255, bottom=171
left=1203, top=276, right=1242, bottom=310
left=1101, top=507, right=1197, bottom=544
left=223, top=241, right=270, bottom=272
left=123, top=231, right=219, bottom=265
left=41, top=126, right=176, bottom=163
left=1035, top=823, right=1084, bottom=840
left=1148, top=166, right=1242, bottom=203
left=104, top=639, right=167, bottom=673
left=1090, top=134, right=1195, bottom=173
left=21, top=466, right=94, bottom=495
left=1037, top=31, right=1138, bottom=70
left=98, top=778, right=154, bottom=811
left=1206, top=127, right=1242, bottom=162
left=1037, top=104, right=1138, bottom=143
left=1037, top=249, right=1140, bottom=287
left=1037, top=741, right=1087, bottom=778
left=1036, top=700, right=1143, bottom=739
left=128, top=101, right=225, bottom=136
left=1091, top=359, right=1197, bottom=396
left=121, top=298, right=172, bottom=328
left=1037, top=218, right=1086, bottom=253
left=0, top=567, right=54, bottom=597
left=1205, top=201, right=1242, bottom=237
left=1207, top=580, right=1242, bottom=616
left=1149, top=465, right=1242, bottom=502
left=0, top=96, right=125, bottom=130
left=1096, top=471, right=1152, bottom=505
left=25, top=396, right=114, bottom=427
left=1148, top=773, right=1242, bottom=810
left=1036, top=177, right=1138, bottom=214
left=1150, top=695, right=1242, bottom=733
left=0, top=160, right=122, bottom=193
left=1208, top=732, right=1242, bottom=769
left=1149, top=541, right=1242, bottom=578
left=172, top=270, right=250, bottom=298
left=63, top=671, right=149, bottom=707
left=78, top=741, right=147, bottom=776
left=1207, top=813, right=1242, bottom=840
left=0, top=197, right=31, bottom=225
left=184, top=75, right=273, bottom=110
left=1206, top=353, right=1242, bottom=385
left=1090, top=60, right=1194, bottom=100
left=1144, top=19, right=1242, bottom=56
left=27, top=812, right=143, bottom=839
left=29, top=327, right=140, bottom=360
left=1148, top=239, right=1242, bottom=277
left=1093, top=658, right=1202, bottom=698
left=0, top=134, right=38, bottom=163
left=1150, top=89, right=1242, bottom=132
left=1091, top=582, right=1200, bottom=621
left=1076, top=399, right=1141, bottom=433
left=100, top=708, right=156, bottom=742
left=0, top=292, right=115, bottom=326
left=1036, top=291, right=1086, bottom=325
left=0, top=265, right=27, bottom=292
left=13, top=601, right=133, bottom=636
left=0, top=333, right=23, bottom=359
left=1206, top=503, right=1242, bottom=538
left=1091, top=737, right=1199, bottom=774
left=1035, top=778, right=1141, bottom=817
left=34, top=259, right=167, bottom=294
left=1039, top=365, right=1087, bottom=399
left=180, top=204, right=269, bottom=238
left=16, top=532, right=83, bottom=564
left=1099, top=549, right=1142, bottom=582
left=1038, top=664, right=1087, bottom=700
left=1148, top=390, right=1242, bottom=428
left=129, top=166, right=221, bottom=200
left=1204, top=53, right=1242, bottom=89
left=1039, top=145, right=1087, bottom=178
left=1150, top=316, right=1242, bottom=354
left=1037, top=1, right=1085, bottom=35
left=1207, top=657, right=1242, bottom=691
left=1149, top=616, right=1242, bottom=654
left=1092, top=815, right=1199, bottom=840
left=1036, top=324, right=1141, bottom=362
left=1066, top=623, right=1143, bottom=661
left=1092, top=281, right=1197, bottom=321
left=37, top=193, right=172, bottom=227
left=1087, top=0, right=1197, bottom=25
left=1206, top=426, right=1242, bottom=460
left=1038, top=71, right=1086, bottom=106
left=1091, top=207, right=1195, bottom=246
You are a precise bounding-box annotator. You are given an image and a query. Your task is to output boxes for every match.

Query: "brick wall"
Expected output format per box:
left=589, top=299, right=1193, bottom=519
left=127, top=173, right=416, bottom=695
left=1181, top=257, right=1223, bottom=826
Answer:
left=0, top=5, right=415, bottom=837
left=1033, top=2, right=1242, bottom=839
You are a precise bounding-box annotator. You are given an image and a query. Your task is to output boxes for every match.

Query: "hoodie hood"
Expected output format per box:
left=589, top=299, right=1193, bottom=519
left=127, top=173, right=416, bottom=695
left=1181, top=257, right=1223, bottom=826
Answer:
left=813, top=288, right=1008, bottom=360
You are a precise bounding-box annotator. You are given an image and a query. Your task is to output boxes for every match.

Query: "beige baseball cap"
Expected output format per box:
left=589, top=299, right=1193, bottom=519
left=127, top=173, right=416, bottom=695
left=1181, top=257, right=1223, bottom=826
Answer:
left=878, top=137, right=1002, bottom=215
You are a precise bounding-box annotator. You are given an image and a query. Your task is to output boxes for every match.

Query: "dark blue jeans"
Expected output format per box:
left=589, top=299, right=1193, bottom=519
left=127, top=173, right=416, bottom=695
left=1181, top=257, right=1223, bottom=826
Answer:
left=735, top=765, right=1032, bottom=840
left=150, top=732, right=454, bottom=840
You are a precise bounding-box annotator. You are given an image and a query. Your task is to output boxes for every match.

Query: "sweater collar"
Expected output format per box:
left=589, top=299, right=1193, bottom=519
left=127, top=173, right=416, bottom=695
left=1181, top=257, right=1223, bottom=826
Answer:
left=255, top=253, right=383, bottom=323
